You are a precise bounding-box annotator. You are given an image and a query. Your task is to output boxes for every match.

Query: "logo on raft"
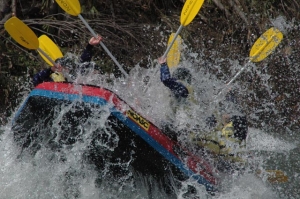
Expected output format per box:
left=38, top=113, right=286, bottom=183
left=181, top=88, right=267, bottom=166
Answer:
left=126, top=109, right=150, bottom=131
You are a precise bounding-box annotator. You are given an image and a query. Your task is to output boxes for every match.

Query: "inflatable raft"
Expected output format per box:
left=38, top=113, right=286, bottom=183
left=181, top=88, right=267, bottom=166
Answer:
left=12, top=82, right=220, bottom=193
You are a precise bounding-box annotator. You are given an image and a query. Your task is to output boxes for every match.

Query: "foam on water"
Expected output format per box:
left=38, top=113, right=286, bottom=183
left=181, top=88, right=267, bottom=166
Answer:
left=246, top=128, right=296, bottom=152
left=1, top=16, right=298, bottom=198
left=216, top=174, right=279, bottom=199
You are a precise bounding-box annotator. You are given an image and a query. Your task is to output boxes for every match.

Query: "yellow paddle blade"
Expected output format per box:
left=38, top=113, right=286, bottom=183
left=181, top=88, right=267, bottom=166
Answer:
left=167, top=33, right=182, bottom=68
left=4, top=17, right=39, bottom=50
left=180, top=0, right=204, bottom=26
left=38, top=35, right=63, bottom=66
left=249, top=27, right=283, bottom=62
left=256, top=169, right=288, bottom=183
left=55, top=0, right=81, bottom=16
left=265, top=170, right=288, bottom=183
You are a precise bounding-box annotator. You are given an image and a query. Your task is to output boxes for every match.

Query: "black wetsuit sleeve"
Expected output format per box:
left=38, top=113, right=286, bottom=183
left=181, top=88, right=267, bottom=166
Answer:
left=160, top=63, right=189, bottom=98
left=80, top=44, right=94, bottom=63
left=32, top=68, right=53, bottom=87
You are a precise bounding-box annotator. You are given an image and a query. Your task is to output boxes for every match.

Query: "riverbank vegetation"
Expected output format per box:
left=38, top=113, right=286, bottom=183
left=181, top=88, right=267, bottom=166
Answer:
left=0, top=0, right=299, bottom=137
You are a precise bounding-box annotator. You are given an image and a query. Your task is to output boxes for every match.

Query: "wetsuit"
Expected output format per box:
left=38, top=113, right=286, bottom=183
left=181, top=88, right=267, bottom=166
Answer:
left=160, top=62, right=193, bottom=140
left=160, top=62, right=248, bottom=152
left=32, top=68, right=54, bottom=86
left=160, top=63, right=189, bottom=98
left=33, top=43, right=96, bottom=86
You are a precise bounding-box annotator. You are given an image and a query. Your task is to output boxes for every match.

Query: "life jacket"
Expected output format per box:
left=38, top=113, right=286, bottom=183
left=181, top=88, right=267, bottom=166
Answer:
left=166, top=80, right=198, bottom=130
left=190, top=120, right=246, bottom=163
left=221, top=121, right=243, bottom=144
left=169, top=80, right=196, bottom=114
left=50, top=72, right=66, bottom=82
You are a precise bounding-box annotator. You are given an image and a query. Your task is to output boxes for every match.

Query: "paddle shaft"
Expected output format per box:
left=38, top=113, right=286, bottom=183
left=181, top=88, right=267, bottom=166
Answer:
left=226, top=60, right=251, bottom=87
left=78, top=15, right=128, bottom=77
left=214, top=61, right=252, bottom=104
left=38, top=35, right=63, bottom=66
left=143, top=29, right=182, bottom=93
left=163, top=25, right=183, bottom=58
left=225, top=37, right=271, bottom=88
left=37, top=48, right=56, bottom=66
left=215, top=28, right=283, bottom=99
left=142, top=33, right=182, bottom=93
left=213, top=60, right=250, bottom=102
left=144, top=26, right=183, bottom=92
left=143, top=0, right=204, bottom=94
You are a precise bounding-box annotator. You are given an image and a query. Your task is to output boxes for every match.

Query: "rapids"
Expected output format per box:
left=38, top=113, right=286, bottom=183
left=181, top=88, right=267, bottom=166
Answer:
left=0, top=16, right=299, bottom=199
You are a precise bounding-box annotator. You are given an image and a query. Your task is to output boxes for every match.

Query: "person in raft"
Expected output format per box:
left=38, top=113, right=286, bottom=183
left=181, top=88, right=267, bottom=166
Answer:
left=158, top=56, right=248, bottom=170
left=32, top=35, right=103, bottom=87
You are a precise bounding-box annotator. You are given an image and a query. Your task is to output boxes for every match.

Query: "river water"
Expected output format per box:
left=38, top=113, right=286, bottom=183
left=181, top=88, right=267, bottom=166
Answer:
left=0, top=20, right=299, bottom=198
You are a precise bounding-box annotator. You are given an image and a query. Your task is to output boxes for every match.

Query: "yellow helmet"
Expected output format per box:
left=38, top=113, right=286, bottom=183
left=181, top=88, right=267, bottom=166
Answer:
left=221, top=121, right=234, bottom=138
left=50, top=72, right=66, bottom=82
left=221, top=121, right=241, bottom=144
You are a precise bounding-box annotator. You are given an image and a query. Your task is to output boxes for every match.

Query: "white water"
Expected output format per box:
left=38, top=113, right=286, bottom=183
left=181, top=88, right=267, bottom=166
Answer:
left=0, top=63, right=295, bottom=199
left=0, top=17, right=299, bottom=198
left=246, top=128, right=296, bottom=152
left=1, top=124, right=294, bottom=198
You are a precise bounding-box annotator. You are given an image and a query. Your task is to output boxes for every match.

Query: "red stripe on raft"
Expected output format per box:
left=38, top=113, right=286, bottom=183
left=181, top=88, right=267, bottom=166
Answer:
left=147, top=125, right=175, bottom=153
left=187, top=156, right=218, bottom=185
left=36, top=82, right=218, bottom=184
left=36, top=82, right=125, bottom=111
left=147, top=124, right=217, bottom=184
